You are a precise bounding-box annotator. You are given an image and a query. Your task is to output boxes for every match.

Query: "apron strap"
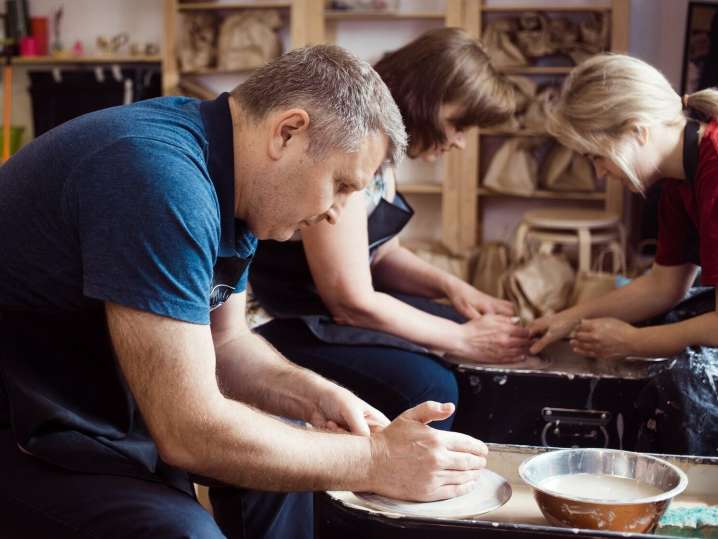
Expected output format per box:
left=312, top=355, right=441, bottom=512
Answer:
left=683, top=119, right=700, bottom=186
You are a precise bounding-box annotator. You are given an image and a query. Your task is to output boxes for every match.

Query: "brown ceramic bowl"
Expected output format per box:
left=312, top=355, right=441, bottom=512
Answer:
left=519, top=448, right=688, bottom=533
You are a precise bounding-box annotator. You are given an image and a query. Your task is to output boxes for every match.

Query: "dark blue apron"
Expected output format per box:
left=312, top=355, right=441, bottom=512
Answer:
left=633, top=119, right=718, bottom=456
left=0, top=255, right=250, bottom=493
left=250, top=192, right=464, bottom=354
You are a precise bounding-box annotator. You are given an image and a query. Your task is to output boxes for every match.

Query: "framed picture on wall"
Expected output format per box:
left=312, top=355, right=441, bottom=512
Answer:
left=681, top=1, right=718, bottom=94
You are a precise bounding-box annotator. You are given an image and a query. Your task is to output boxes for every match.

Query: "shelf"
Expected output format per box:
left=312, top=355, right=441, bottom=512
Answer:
left=477, top=188, right=606, bottom=200
left=498, top=66, right=574, bottom=75
left=481, top=3, right=611, bottom=12
left=178, top=1, right=291, bottom=11
left=479, top=128, right=548, bottom=137
left=11, top=55, right=162, bottom=65
left=325, top=9, right=444, bottom=20
left=180, top=66, right=257, bottom=76
left=398, top=183, right=442, bottom=194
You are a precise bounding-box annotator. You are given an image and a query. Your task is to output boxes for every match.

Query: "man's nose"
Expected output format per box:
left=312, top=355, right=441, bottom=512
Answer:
left=324, top=205, right=340, bottom=225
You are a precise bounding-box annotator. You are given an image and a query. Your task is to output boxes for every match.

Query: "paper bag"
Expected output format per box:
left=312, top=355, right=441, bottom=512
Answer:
left=483, top=19, right=527, bottom=67
left=570, top=244, right=626, bottom=306
left=540, top=144, right=596, bottom=192
left=483, top=138, right=540, bottom=196
left=472, top=242, right=510, bottom=299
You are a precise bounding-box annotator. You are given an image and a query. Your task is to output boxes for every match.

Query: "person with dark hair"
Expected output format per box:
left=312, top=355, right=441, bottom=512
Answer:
left=0, top=45, right=490, bottom=538
left=250, top=28, right=531, bottom=432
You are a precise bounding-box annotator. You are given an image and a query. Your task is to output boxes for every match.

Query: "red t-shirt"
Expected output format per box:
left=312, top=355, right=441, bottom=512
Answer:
left=655, top=120, right=718, bottom=285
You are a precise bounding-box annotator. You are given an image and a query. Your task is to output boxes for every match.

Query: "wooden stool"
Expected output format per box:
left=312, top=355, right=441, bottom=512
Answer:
left=514, top=209, right=626, bottom=272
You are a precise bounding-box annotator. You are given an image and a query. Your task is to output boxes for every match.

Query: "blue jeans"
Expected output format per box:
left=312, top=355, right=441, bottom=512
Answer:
left=255, top=318, right=459, bottom=431
left=0, top=429, right=312, bottom=539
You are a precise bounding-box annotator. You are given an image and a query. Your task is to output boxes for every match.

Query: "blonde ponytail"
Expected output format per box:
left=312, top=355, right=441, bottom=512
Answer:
left=547, top=53, right=688, bottom=192
left=684, top=88, right=718, bottom=120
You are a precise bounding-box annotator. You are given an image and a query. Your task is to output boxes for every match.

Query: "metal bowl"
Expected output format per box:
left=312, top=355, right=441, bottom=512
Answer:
left=519, top=448, right=688, bottom=533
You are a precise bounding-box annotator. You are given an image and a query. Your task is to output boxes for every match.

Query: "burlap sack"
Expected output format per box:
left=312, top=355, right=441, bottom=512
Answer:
left=568, top=12, right=610, bottom=64
left=472, top=242, right=510, bottom=299
left=492, top=76, right=536, bottom=130
left=540, top=144, right=596, bottom=192
left=483, top=19, right=527, bottom=67
left=523, top=85, right=560, bottom=132
left=548, top=18, right=580, bottom=51
left=570, top=244, right=626, bottom=306
left=217, top=10, right=282, bottom=71
left=504, top=253, right=576, bottom=322
left=516, top=12, right=556, bottom=58
left=483, top=138, right=539, bottom=196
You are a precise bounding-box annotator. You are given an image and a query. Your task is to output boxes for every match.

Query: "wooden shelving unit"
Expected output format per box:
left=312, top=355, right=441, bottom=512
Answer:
left=398, top=183, right=443, bottom=195
left=477, top=188, right=607, bottom=201
left=12, top=55, right=161, bottom=65
left=162, top=0, right=323, bottom=96
left=468, top=0, right=630, bottom=254
left=325, top=10, right=444, bottom=20
left=481, top=3, right=611, bottom=12
left=177, top=1, right=292, bottom=10
left=162, top=0, right=630, bottom=261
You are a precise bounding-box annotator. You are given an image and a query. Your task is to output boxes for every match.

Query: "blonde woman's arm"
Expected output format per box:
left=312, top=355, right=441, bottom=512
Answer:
left=529, top=263, right=699, bottom=355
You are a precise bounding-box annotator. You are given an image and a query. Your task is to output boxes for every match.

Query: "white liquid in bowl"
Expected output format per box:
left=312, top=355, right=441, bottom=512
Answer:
left=539, top=473, right=663, bottom=501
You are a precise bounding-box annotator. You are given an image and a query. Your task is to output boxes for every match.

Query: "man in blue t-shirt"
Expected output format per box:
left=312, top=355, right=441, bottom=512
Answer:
left=0, top=46, right=491, bottom=537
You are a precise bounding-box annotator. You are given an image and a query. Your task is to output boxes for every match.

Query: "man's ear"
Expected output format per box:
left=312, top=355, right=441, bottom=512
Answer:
left=267, top=108, right=310, bottom=160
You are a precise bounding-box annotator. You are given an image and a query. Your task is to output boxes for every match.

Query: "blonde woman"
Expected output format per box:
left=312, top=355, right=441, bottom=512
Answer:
left=529, top=53, right=718, bottom=455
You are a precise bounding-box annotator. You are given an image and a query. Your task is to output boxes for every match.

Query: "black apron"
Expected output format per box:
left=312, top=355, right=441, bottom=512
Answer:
left=633, top=120, right=718, bottom=456
left=0, top=255, right=250, bottom=493
left=250, top=192, right=464, bottom=354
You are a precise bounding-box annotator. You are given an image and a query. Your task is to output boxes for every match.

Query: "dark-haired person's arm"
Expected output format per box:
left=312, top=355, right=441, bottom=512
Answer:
left=302, top=193, right=530, bottom=364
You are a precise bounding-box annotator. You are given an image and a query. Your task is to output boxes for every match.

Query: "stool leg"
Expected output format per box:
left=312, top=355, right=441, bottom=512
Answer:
left=538, top=241, right=555, bottom=255
left=514, top=222, right=529, bottom=261
left=577, top=227, right=591, bottom=272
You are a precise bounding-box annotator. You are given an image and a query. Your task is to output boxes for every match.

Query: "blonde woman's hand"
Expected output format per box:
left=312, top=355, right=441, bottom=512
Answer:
left=570, top=318, right=639, bottom=361
left=528, top=312, right=579, bottom=355
left=444, top=279, right=514, bottom=319
left=453, top=314, right=530, bottom=364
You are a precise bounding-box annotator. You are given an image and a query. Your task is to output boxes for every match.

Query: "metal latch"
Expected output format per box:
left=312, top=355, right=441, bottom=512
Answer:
left=541, top=407, right=611, bottom=448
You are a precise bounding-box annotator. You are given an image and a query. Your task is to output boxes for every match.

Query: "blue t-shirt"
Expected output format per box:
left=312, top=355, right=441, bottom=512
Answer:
left=0, top=93, right=256, bottom=324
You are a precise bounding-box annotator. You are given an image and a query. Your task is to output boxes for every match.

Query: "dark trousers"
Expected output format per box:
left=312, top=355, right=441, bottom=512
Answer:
left=255, top=318, right=459, bottom=431
left=0, top=429, right=312, bottom=539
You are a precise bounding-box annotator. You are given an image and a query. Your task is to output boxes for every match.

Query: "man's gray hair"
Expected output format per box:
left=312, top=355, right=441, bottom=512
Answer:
left=232, top=45, right=407, bottom=165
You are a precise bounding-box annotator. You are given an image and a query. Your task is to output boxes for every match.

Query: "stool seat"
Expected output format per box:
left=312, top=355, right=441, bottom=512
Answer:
left=523, top=209, right=620, bottom=230
left=526, top=229, right=618, bottom=246
left=515, top=208, right=625, bottom=272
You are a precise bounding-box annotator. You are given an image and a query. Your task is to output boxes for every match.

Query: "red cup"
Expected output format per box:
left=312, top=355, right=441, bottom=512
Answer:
left=20, top=36, right=37, bottom=56
left=31, top=17, right=49, bottom=56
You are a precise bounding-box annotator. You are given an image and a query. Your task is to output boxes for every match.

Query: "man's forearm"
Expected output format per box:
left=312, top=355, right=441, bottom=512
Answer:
left=182, top=397, right=374, bottom=492
left=633, top=311, right=718, bottom=357
left=214, top=330, right=334, bottom=421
